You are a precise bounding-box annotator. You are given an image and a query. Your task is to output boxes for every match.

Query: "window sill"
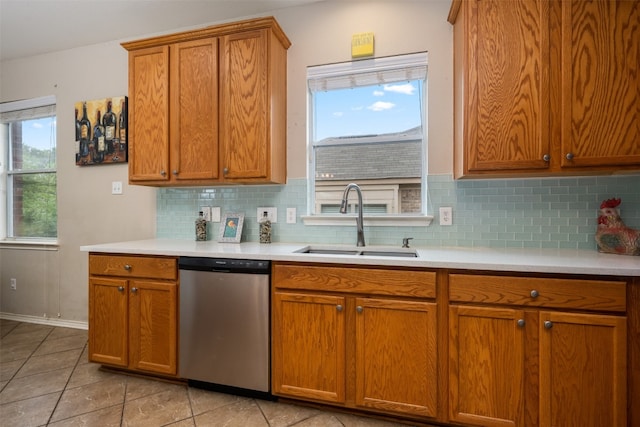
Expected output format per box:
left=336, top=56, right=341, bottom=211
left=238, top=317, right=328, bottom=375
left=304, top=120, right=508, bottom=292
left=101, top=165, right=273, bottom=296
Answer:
left=301, top=214, right=433, bottom=227
left=0, top=239, right=59, bottom=250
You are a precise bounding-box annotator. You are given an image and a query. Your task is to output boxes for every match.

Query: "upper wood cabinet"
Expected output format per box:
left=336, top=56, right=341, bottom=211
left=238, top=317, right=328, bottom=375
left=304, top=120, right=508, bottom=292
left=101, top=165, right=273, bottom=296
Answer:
left=122, top=17, right=290, bottom=186
left=449, top=0, right=640, bottom=178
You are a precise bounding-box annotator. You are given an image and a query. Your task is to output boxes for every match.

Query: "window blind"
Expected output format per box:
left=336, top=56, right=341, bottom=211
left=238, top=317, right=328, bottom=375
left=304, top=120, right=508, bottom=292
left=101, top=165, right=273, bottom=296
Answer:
left=0, top=95, right=56, bottom=122
left=308, top=52, right=428, bottom=92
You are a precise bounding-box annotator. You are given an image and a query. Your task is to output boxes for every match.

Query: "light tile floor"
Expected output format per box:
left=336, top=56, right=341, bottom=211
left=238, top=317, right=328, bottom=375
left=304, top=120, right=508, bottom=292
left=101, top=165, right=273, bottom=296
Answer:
left=0, top=320, right=424, bottom=427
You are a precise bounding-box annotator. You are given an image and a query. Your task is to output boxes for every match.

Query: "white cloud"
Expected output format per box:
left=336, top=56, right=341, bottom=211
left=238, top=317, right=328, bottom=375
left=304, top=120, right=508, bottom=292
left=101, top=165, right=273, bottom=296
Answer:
left=351, top=106, right=363, bottom=111
left=367, top=101, right=395, bottom=112
left=384, top=83, right=415, bottom=95
left=333, top=111, right=344, bottom=117
left=373, top=90, right=384, bottom=96
left=32, top=122, right=43, bottom=129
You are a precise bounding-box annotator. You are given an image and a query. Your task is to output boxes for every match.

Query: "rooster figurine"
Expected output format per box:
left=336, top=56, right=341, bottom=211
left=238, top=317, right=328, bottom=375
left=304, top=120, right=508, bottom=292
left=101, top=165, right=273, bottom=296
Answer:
left=595, top=198, right=640, bottom=256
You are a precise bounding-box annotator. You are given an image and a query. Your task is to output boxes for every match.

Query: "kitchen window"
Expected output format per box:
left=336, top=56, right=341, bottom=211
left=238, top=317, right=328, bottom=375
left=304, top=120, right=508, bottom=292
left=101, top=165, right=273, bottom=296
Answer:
left=0, top=96, right=57, bottom=241
left=306, top=52, right=430, bottom=226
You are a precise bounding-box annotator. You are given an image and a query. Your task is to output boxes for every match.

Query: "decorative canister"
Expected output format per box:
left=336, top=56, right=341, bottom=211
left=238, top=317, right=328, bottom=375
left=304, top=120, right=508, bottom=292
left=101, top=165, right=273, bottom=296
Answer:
left=195, top=211, right=207, bottom=241
left=259, top=211, right=272, bottom=243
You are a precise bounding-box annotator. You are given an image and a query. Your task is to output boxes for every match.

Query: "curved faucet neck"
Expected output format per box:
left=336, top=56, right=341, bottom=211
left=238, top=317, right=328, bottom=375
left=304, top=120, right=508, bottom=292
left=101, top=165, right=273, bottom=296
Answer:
left=340, top=183, right=365, bottom=247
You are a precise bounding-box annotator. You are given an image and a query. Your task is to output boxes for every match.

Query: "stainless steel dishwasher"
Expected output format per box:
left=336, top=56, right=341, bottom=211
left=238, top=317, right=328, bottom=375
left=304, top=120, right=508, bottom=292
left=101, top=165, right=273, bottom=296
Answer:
left=179, top=257, right=270, bottom=396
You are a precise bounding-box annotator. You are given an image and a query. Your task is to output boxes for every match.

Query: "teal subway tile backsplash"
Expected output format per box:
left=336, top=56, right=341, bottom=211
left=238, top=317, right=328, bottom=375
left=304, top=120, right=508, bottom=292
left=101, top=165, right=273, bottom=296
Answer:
left=156, top=174, right=640, bottom=250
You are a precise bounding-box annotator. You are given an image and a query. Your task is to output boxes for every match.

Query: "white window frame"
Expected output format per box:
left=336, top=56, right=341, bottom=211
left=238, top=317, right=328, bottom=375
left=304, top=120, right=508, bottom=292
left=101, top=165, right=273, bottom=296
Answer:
left=304, top=53, right=432, bottom=227
left=0, top=95, right=58, bottom=244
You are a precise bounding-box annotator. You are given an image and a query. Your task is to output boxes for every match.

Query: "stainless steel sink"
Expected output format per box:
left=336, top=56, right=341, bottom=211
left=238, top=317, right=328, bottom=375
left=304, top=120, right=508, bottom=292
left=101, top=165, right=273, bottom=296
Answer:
left=294, top=246, right=418, bottom=258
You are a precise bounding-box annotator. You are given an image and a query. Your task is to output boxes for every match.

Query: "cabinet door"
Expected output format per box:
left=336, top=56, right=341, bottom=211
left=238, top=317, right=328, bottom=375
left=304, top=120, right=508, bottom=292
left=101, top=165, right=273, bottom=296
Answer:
left=539, top=311, right=626, bottom=427
left=128, top=46, right=170, bottom=182
left=219, top=29, right=270, bottom=181
left=355, top=298, right=437, bottom=418
left=449, top=305, right=526, bottom=427
left=88, top=277, right=128, bottom=367
left=128, top=280, right=178, bottom=375
left=560, top=0, right=640, bottom=168
left=170, top=38, right=220, bottom=182
left=272, top=292, right=346, bottom=403
left=464, top=0, right=550, bottom=173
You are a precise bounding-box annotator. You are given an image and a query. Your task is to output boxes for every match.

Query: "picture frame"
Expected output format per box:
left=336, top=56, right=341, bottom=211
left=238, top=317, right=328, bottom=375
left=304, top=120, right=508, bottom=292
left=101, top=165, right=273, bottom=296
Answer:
left=218, top=213, right=244, bottom=243
left=75, top=96, right=128, bottom=166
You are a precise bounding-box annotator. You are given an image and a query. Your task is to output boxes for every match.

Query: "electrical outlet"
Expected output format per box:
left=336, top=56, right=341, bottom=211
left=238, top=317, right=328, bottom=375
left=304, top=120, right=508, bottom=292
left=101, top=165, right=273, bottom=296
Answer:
left=111, top=181, right=123, bottom=195
left=10, top=278, right=17, bottom=290
left=286, top=207, right=297, bottom=224
left=439, top=207, right=453, bottom=226
left=200, top=207, right=211, bottom=222
left=257, top=207, right=277, bottom=223
left=211, top=207, right=221, bottom=222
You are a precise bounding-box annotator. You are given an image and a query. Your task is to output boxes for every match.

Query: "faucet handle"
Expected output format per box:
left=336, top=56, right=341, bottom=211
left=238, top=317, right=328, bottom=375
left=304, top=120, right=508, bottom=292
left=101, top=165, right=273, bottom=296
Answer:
left=402, top=237, right=413, bottom=248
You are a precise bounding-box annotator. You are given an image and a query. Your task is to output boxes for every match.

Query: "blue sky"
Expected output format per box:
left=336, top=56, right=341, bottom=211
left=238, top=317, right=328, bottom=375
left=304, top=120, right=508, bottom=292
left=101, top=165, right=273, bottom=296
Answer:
left=313, top=79, right=423, bottom=141
left=22, top=117, right=56, bottom=151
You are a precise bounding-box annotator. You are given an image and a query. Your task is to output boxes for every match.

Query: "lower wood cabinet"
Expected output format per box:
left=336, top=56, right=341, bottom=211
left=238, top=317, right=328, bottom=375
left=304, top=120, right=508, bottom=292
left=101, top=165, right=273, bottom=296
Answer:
left=449, top=305, right=527, bottom=427
left=88, top=254, right=178, bottom=376
left=272, top=263, right=438, bottom=419
left=448, top=274, right=627, bottom=427
left=354, top=297, right=437, bottom=417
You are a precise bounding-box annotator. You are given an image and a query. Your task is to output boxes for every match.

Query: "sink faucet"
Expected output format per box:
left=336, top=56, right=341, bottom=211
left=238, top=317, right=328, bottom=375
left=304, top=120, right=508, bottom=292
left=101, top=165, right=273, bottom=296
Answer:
left=340, top=183, right=365, bottom=247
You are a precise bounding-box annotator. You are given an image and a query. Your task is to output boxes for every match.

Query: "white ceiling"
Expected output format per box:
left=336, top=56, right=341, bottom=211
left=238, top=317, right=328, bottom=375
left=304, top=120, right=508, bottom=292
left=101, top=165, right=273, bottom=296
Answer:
left=0, top=0, right=321, bottom=61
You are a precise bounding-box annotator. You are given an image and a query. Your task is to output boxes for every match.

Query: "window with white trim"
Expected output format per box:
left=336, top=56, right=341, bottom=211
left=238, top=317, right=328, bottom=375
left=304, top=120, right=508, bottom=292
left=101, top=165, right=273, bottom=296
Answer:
left=0, top=96, right=57, bottom=240
left=307, top=52, right=428, bottom=218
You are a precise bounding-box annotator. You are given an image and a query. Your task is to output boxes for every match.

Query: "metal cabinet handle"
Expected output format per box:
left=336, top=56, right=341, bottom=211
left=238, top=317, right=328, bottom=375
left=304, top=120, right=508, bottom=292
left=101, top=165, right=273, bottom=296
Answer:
left=223, top=167, right=229, bottom=175
left=131, top=287, right=138, bottom=293
left=542, top=154, right=550, bottom=162
left=517, top=319, right=525, bottom=327
left=124, top=264, right=132, bottom=271
left=172, top=170, right=178, bottom=176
left=160, top=170, right=167, bottom=176
left=530, top=289, right=539, bottom=298
left=565, top=152, right=574, bottom=160
left=336, top=304, right=343, bottom=312
left=356, top=306, right=363, bottom=314
left=117, top=286, right=125, bottom=292
left=544, top=320, right=553, bottom=329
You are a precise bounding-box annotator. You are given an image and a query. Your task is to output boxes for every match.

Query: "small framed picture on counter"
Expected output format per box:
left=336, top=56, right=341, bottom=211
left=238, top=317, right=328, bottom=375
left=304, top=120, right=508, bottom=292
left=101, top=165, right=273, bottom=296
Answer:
left=219, top=212, right=244, bottom=243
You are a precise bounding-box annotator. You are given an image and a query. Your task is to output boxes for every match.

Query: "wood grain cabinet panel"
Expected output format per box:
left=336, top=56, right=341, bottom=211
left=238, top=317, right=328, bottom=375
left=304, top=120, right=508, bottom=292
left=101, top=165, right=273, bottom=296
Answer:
left=88, top=277, right=129, bottom=367
left=559, top=0, right=640, bottom=168
left=272, top=292, right=346, bottom=403
left=169, top=38, right=219, bottom=182
left=539, top=311, right=627, bottom=427
left=448, top=272, right=628, bottom=427
left=122, top=17, right=289, bottom=186
left=450, top=0, right=640, bottom=178
left=129, top=280, right=178, bottom=375
left=128, top=46, right=170, bottom=182
left=88, top=254, right=178, bottom=376
left=272, top=262, right=438, bottom=420
left=355, top=298, right=437, bottom=418
left=449, top=305, right=526, bottom=427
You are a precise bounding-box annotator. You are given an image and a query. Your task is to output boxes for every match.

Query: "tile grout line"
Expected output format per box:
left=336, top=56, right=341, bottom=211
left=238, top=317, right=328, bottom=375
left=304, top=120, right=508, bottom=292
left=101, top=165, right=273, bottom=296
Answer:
left=44, top=340, right=89, bottom=426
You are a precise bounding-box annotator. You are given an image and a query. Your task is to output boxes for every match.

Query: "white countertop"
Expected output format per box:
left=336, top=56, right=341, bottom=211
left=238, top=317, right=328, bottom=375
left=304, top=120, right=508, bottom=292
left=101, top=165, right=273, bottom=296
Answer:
left=80, top=239, right=640, bottom=276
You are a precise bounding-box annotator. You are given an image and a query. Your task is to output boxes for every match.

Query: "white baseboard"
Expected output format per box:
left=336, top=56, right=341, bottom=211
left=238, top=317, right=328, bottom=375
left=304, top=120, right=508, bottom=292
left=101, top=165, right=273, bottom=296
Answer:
left=0, top=312, right=88, bottom=330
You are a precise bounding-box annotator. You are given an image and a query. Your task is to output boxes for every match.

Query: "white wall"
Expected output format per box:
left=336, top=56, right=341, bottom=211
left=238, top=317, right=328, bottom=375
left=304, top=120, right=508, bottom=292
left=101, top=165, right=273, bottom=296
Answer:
left=0, top=0, right=453, bottom=323
left=278, top=1, right=453, bottom=178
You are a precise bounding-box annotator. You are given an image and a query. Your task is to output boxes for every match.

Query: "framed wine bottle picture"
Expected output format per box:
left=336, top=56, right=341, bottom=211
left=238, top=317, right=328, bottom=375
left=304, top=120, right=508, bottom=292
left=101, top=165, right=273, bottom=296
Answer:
left=74, top=96, right=127, bottom=166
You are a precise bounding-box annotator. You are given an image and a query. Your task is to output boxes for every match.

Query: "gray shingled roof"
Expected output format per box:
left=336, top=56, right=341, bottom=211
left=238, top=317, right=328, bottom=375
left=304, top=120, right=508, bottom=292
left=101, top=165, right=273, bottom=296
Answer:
left=314, top=129, right=422, bottom=181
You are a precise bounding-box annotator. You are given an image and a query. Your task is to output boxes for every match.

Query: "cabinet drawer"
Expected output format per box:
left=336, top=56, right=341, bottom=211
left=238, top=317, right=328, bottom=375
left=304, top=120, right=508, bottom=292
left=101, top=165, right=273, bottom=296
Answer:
left=273, top=263, right=436, bottom=298
left=89, top=254, right=177, bottom=280
left=449, top=274, right=626, bottom=312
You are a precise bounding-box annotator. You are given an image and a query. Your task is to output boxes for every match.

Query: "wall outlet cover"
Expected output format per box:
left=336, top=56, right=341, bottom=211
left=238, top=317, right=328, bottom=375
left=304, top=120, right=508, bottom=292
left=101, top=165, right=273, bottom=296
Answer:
left=257, top=207, right=277, bottom=223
